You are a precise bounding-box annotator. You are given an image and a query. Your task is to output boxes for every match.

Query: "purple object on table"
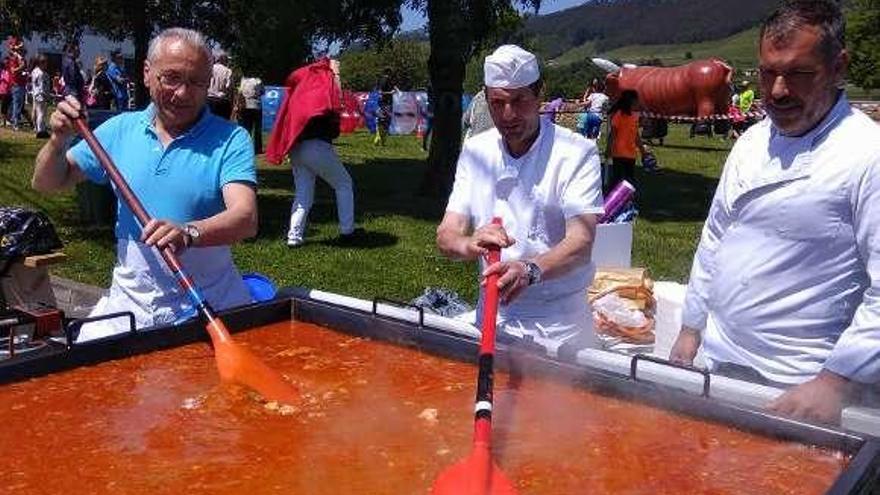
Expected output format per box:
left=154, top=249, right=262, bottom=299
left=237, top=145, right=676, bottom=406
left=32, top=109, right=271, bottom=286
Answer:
left=600, top=180, right=636, bottom=223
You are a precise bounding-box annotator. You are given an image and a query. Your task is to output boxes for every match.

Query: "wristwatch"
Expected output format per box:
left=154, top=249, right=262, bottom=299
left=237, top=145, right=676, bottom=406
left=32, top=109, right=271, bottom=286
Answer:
left=184, top=223, right=201, bottom=247
left=523, top=261, right=543, bottom=286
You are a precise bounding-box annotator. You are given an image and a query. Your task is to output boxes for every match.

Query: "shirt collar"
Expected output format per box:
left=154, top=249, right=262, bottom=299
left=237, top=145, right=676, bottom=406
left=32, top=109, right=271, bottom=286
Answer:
left=498, top=120, right=544, bottom=180
left=754, top=92, right=849, bottom=189
left=140, top=103, right=212, bottom=141
left=501, top=119, right=544, bottom=162
left=770, top=91, right=849, bottom=148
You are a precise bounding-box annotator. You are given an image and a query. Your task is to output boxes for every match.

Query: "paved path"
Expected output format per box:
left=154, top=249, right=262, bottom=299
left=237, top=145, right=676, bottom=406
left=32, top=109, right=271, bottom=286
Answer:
left=50, top=276, right=105, bottom=318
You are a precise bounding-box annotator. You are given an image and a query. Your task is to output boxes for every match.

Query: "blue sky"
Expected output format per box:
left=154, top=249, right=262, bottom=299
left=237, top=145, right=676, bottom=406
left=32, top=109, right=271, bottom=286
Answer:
left=400, top=0, right=588, bottom=31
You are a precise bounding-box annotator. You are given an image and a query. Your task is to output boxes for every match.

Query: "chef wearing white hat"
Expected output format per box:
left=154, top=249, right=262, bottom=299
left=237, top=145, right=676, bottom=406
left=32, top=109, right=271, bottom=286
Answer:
left=436, top=45, right=605, bottom=353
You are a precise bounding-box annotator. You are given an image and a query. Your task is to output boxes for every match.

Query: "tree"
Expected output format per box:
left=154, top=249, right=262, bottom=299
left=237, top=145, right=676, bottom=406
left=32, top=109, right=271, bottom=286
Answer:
left=848, top=0, right=880, bottom=90
left=337, top=39, right=430, bottom=91
left=211, top=0, right=402, bottom=84
left=542, top=59, right=604, bottom=99
left=524, top=0, right=775, bottom=59
left=407, top=0, right=539, bottom=198
left=2, top=0, right=228, bottom=105
left=2, top=0, right=402, bottom=102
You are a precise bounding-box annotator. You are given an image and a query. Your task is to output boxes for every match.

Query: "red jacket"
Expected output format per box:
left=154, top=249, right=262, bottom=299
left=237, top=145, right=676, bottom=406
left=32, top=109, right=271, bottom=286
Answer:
left=265, top=58, right=340, bottom=165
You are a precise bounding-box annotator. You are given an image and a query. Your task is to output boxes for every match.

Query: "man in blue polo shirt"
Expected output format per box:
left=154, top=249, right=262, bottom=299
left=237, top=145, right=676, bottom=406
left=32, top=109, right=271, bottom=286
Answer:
left=32, top=27, right=257, bottom=341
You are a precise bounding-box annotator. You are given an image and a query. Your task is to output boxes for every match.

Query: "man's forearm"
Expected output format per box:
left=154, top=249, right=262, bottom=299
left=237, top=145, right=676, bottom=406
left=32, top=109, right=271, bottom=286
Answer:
left=436, top=227, right=476, bottom=261
left=189, top=206, right=257, bottom=247
left=32, top=136, right=77, bottom=192
left=531, top=235, right=592, bottom=281
left=530, top=215, right=596, bottom=281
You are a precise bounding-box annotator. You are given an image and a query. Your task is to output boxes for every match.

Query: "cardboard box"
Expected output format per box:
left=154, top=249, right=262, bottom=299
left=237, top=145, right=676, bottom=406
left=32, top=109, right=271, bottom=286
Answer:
left=593, top=222, right=633, bottom=268
left=652, top=281, right=706, bottom=367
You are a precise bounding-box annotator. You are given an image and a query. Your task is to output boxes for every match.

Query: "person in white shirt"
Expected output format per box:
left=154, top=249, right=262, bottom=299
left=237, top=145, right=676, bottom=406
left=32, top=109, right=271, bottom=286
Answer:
left=30, top=54, right=50, bottom=138
left=670, top=0, right=880, bottom=424
left=207, top=51, right=233, bottom=119
left=236, top=76, right=263, bottom=154
left=582, top=80, right=609, bottom=140
left=437, top=45, right=604, bottom=354
left=462, top=89, right=494, bottom=140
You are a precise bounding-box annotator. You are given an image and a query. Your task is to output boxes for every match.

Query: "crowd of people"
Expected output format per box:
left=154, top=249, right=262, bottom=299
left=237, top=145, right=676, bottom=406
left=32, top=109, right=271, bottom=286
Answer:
left=14, top=0, right=880, bottom=426
left=0, top=38, right=132, bottom=138
left=1, top=34, right=269, bottom=148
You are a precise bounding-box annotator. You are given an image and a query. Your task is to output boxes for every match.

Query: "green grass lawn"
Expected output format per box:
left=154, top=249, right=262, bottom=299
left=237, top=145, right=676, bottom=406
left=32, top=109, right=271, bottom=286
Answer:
left=0, top=124, right=728, bottom=303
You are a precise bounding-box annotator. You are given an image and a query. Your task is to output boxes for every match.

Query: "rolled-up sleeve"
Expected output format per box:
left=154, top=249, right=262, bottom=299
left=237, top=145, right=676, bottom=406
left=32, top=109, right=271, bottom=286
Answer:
left=681, top=154, right=735, bottom=331
left=561, top=145, right=604, bottom=218
left=445, top=147, right=473, bottom=216
left=220, top=127, right=257, bottom=186
left=825, top=154, right=880, bottom=383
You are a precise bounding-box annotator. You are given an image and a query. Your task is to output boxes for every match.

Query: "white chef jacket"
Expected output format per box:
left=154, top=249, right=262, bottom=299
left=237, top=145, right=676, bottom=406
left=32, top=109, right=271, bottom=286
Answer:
left=446, top=120, right=604, bottom=343
left=682, top=94, right=880, bottom=384
left=76, top=240, right=252, bottom=342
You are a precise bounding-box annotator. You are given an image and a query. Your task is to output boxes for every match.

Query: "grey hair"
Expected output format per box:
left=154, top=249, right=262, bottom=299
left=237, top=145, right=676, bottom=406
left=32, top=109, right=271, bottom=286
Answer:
left=760, top=0, right=845, bottom=62
left=147, top=27, right=212, bottom=63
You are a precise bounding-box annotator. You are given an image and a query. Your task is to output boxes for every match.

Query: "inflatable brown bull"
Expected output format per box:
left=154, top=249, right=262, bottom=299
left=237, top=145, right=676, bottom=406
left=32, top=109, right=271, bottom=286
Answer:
left=605, top=58, right=733, bottom=118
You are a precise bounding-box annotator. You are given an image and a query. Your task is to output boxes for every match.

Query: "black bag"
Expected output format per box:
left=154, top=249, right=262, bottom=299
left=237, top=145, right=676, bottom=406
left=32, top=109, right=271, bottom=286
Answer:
left=0, top=207, right=63, bottom=263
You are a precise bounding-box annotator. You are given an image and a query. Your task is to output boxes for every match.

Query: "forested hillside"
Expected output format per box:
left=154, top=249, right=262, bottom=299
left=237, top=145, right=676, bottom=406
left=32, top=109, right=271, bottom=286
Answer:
left=526, top=0, right=776, bottom=59
left=550, top=27, right=761, bottom=68
left=340, top=0, right=880, bottom=99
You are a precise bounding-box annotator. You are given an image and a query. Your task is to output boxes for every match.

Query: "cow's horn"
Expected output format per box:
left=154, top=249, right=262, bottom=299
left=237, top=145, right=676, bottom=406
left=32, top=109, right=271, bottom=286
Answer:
left=591, top=57, right=621, bottom=73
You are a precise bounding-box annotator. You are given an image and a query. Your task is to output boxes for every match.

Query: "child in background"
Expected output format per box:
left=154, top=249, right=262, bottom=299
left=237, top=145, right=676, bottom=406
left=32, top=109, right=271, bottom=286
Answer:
left=582, top=79, right=609, bottom=139
left=30, top=54, right=50, bottom=138
left=605, top=90, right=650, bottom=194
left=0, top=60, right=10, bottom=127
left=575, top=108, right=589, bottom=137
left=87, top=56, right=114, bottom=110
left=727, top=101, right=746, bottom=140
left=374, top=69, right=397, bottom=146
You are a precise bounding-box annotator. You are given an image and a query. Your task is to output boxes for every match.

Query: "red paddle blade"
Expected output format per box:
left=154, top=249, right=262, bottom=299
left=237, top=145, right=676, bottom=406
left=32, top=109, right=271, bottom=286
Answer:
left=210, top=323, right=299, bottom=405
left=431, top=445, right=518, bottom=495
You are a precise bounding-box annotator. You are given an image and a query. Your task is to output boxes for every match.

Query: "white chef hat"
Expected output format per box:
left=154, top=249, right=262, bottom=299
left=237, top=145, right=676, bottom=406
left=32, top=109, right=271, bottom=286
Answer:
left=484, top=45, right=540, bottom=89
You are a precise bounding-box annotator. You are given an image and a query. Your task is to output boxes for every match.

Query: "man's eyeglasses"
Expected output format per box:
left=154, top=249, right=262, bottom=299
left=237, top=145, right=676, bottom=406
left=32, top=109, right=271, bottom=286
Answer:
left=758, top=68, right=818, bottom=88
left=155, top=72, right=210, bottom=91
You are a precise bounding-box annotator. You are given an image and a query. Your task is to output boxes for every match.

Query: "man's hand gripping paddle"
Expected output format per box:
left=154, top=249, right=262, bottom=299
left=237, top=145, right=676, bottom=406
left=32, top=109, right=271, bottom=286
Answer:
left=432, top=217, right=517, bottom=495
left=73, top=118, right=298, bottom=405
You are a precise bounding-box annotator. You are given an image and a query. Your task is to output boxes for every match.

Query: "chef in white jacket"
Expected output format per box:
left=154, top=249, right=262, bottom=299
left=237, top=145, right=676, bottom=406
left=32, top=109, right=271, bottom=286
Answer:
left=670, top=0, right=880, bottom=424
left=437, top=45, right=604, bottom=354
